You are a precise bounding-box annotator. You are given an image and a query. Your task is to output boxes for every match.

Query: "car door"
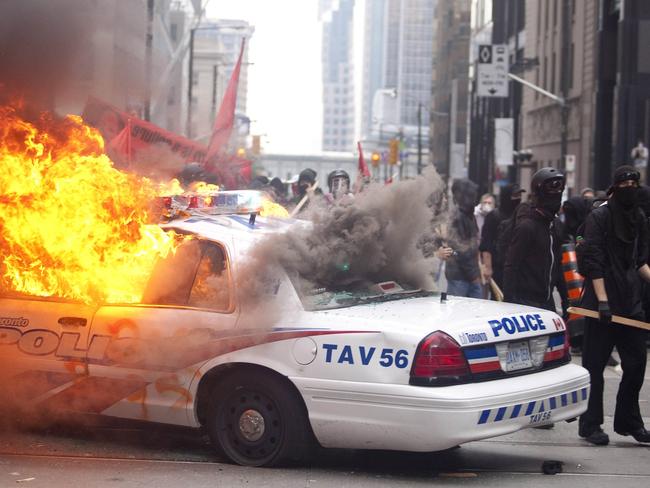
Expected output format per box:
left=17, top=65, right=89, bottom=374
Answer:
left=0, top=295, right=97, bottom=410
left=86, top=237, right=239, bottom=425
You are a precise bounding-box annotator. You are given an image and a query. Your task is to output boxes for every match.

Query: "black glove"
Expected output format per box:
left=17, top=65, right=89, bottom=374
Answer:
left=598, top=301, right=612, bottom=325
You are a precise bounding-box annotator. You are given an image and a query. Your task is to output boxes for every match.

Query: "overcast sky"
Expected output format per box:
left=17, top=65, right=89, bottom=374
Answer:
left=207, top=0, right=324, bottom=155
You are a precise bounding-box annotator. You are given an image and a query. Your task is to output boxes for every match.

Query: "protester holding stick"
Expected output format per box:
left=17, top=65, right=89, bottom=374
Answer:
left=576, top=166, right=650, bottom=445
left=289, top=168, right=323, bottom=216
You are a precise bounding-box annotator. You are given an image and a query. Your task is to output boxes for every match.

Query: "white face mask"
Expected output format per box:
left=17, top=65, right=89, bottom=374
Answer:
left=479, top=202, right=494, bottom=215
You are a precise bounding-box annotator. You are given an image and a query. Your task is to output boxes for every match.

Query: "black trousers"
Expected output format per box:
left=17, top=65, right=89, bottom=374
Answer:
left=579, top=317, right=648, bottom=433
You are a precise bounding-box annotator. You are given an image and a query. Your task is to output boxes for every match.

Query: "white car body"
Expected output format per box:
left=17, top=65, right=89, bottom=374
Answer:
left=0, top=213, right=589, bottom=464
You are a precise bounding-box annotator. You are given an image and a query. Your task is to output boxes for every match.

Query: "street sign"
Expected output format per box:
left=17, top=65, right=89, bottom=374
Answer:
left=477, top=44, right=509, bottom=97
left=565, top=154, right=576, bottom=172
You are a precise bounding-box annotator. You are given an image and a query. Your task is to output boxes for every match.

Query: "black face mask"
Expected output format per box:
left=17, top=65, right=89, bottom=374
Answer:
left=539, top=194, right=563, bottom=216
left=614, top=186, right=638, bottom=207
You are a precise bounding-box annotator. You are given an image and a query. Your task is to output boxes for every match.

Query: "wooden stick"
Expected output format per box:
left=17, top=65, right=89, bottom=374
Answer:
left=489, top=278, right=504, bottom=302
left=567, top=306, right=650, bottom=331
left=289, top=181, right=319, bottom=218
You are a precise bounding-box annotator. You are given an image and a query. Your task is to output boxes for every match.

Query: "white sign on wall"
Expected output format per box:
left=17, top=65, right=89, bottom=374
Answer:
left=477, top=44, right=509, bottom=98
left=494, top=118, right=514, bottom=166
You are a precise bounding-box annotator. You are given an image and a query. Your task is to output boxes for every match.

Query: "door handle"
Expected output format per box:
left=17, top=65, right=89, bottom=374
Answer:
left=58, top=317, right=87, bottom=327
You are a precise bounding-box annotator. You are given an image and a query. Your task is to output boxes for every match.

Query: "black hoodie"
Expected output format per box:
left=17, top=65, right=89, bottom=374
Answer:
left=503, top=203, right=565, bottom=310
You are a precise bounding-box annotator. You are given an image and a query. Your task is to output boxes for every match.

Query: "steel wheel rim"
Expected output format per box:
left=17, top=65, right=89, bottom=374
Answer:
left=221, top=388, right=283, bottom=462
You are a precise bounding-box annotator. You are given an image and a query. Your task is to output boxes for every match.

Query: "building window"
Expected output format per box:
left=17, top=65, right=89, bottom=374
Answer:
left=553, top=0, right=558, bottom=27
left=543, top=56, right=548, bottom=90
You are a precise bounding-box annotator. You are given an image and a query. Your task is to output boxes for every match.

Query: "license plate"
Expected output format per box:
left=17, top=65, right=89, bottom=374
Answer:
left=503, top=341, right=533, bottom=372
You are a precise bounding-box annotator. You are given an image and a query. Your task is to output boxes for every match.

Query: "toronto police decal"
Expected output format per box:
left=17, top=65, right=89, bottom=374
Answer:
left=488, top=314, right=547, bottom=337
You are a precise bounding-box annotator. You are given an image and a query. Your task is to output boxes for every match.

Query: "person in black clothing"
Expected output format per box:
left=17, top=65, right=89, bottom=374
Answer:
left=562, top=196, right=593, bottom=243
left=638, top=185, right=650, bottom=323
left=289, top=168, right=323, bottom=211
left=480, top=183, right=525, bottom=289
left=503, top=168, right=567, bottom=311
left=577, top=166, right=650, bottom=445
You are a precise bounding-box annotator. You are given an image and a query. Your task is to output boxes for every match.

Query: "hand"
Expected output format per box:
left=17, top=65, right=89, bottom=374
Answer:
left=436, top=246, right=454, bottom=261
left=481, top=264, right=493, bottom=282
left=597, top=301, right=612, bottom=325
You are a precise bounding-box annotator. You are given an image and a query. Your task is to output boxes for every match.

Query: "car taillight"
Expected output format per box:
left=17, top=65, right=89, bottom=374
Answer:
left=188, top=196, right=199, bottom=208
left=410, top=331, right=470, bottom=386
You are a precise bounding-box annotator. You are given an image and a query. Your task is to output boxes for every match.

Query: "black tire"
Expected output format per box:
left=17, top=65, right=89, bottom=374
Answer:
left=205, top=370, right=314, bottom=467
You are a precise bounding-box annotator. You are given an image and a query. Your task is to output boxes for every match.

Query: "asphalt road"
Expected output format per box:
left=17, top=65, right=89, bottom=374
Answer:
left=1, top=354, right=649, bottom=488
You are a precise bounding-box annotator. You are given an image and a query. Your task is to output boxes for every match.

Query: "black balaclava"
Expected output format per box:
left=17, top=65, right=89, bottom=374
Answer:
left=562, top=196, right=591, bottom=238
left=538, top=192, right=563, bottom=217
left=534, top=177, right=564, bottom=219
left=499, top=184, right=523, bottom=218
left=297, top=168, right=317, bottom=196
left=609, top=165, right=640, bottom=243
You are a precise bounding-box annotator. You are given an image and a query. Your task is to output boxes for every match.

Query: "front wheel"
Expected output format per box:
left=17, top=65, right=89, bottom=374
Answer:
left=206, top=370, right=314, bottom=467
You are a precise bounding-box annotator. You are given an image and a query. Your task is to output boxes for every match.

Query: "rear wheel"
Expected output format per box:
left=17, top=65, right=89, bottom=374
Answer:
left=206, top=370, right=313, bottom=467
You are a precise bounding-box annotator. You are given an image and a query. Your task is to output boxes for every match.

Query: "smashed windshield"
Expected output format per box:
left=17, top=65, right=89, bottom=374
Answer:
left=287, top=273, right=436, bottom=311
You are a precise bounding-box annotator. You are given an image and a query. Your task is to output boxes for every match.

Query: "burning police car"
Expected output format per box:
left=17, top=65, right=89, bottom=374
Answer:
left=0, top=191, right=589, bottom=467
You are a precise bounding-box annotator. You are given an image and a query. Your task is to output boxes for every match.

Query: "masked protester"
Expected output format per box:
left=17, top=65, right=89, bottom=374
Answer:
left=480, top=183, right=525, bottom=289
left=326, top=169, right=353, bottom=203
left=577, top=166, right=650, bottom=446
left=503, top=168, right=567, bottom=311
left=289, top=168, right=323, bottom=211
left=445, top=179, right=482, bottom=298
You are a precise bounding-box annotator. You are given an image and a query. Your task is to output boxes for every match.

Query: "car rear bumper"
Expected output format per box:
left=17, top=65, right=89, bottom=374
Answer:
left=291, top=363, right=589, bottom=452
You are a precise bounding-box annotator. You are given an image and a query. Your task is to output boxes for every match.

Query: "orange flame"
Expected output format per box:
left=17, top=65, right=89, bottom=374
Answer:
left=188, top=181, right=220, bottom=194
left=0, top=105, right=179, bottom=304
left=260, top=198, right=289, bottom=218
left=157, top=178, right=184, bottom=196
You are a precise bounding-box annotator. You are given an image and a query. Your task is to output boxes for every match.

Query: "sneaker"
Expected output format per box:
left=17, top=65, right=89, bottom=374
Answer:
left=579, top=427, right=609, bottom=445
left=615, top=427, right=650, bottom=443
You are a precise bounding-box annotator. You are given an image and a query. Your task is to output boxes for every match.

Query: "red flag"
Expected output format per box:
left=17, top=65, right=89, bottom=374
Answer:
left=106, top=117, right=134, bottom=168
left=208, top=153, right=252, bottom=190
left=206, top=39, right=246, bottom=168
left=357, top=141, right=371, bottom=178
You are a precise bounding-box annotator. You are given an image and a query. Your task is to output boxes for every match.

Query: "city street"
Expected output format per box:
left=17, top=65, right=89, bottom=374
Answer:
left=1, top=355, right=648, bottom=488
